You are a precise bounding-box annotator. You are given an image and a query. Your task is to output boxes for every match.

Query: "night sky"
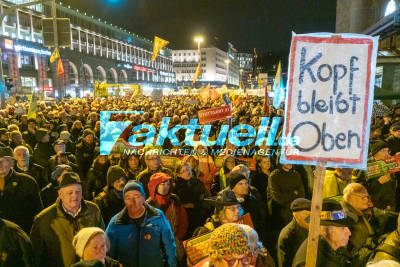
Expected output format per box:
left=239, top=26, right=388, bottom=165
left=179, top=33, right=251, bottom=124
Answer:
left=63, top=0, right=337, bottom=55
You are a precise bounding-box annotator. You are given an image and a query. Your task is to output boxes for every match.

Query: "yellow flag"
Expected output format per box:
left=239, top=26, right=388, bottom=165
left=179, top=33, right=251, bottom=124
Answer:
left=27, top=91, right=38, bottom=119
left=193, top=61, right=202, bottom=84
left=151, top=36, right=169, bottom=61
left=258, top=76, right=262, bottom=88
left=50, top=47, right=60, bottom=63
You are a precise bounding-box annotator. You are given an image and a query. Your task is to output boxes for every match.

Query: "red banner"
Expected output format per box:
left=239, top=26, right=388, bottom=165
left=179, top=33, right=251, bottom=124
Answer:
left=8, top=52, right=19, bottom=92
left=198, top=105, right=232, bottom=124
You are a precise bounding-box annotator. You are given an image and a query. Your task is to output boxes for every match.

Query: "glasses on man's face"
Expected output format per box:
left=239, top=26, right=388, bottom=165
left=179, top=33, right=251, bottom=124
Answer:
left=146, top=157, right=158, bottom=161
left=353, top=194, right=370, bottom=201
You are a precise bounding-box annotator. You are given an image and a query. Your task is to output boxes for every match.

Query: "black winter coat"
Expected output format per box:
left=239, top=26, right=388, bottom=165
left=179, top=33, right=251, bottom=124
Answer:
left=172, top=177, right=207, bottom=236
left=86, top=163, right=109, bottom=200
left=40, top=182, right=58, bottom=208
left=250, top=169, right=270, bottom=203
left=277, top=218, right=308, bottom=267
left=0, top=218, right=35, bottom=267
left=386, top=135, right=400, bottom=155
left=15, top=162, right=48, bottom=189
left=0, top=169, right=43, bottom=233
left=33, top=142, right=54, bottom=169
left=22, top=130, right=37, bottom=150
left=94, top=187, right=124, bottom=227
left=292, top=237, right=352, bottom=267
left=75, top=140, right=96, bottom=181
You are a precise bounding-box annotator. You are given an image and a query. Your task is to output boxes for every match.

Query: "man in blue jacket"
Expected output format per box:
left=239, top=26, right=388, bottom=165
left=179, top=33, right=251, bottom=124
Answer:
left=106, top=180, right=177, bottom=267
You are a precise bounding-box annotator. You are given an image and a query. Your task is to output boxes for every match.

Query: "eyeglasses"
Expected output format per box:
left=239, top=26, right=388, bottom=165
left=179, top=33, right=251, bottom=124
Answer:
left=353, top=194, right=370, bottom=201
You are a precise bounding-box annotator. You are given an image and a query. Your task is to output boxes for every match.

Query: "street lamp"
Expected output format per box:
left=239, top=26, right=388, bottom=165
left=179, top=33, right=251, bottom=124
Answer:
left=194, top=36, right=204, bottom=51
left=193, top=36, right=204, bottom=87
left=224, top=59, right=230, bottom=86
left=240, top=68, right=243, bottom=91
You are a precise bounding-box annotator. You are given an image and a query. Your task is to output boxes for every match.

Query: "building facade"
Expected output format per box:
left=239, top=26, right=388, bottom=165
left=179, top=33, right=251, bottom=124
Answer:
left=1, top=0, right=175, bottom=98
left=336, top=0, right=400, bottom=103
left=236, top=52, right=253, bottom=88
left=172, top=46, right=240, bottom=88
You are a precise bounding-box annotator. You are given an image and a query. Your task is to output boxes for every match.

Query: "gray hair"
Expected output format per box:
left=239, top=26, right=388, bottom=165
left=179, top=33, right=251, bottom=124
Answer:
left=13, top=145, right=29, bottom=155
left=343, top=183, right=368, bottom=202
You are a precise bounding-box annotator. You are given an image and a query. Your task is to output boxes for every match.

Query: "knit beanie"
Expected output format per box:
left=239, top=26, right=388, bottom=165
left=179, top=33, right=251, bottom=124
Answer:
left=123, top=180, right=145, bottom=197
left=148, top=172, right=172, bottom=201
left=369, top=140, right=389, bottom=156
left=36, top=128, right=48, bottom=142
left=72, top=227, right=106, bottom=258
left=107, top=165, right=127, bottom=188
left=209, top=223, right=250, bottom=260
left=227, top=173, right=247, bottom=189
left=51, top=164, right=72, bottom=181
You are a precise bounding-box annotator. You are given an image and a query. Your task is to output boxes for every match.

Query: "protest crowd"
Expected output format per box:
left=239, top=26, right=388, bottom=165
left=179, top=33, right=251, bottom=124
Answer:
left=0, top=93, right=399, bottom=267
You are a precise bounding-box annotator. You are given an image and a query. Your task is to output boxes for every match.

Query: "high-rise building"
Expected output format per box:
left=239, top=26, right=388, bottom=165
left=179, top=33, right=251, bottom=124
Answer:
left=172, top=46, right=239, bottom=88
left=336, top=0, right=400, bottom=103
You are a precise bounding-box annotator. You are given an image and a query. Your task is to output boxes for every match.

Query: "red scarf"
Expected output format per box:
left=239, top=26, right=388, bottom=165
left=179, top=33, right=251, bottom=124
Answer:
left=155, top=194, right=171, bottom=211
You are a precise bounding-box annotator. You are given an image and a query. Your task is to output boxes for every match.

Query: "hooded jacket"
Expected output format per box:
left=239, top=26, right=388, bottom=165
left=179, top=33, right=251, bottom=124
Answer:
left=106, top=203, right=177, bottom=267
left=146, top=174, right=188, bottom=241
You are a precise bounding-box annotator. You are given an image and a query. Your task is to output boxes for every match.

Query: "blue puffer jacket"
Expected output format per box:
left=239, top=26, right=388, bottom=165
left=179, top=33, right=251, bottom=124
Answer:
left=106, top=203, right=177, bottom=267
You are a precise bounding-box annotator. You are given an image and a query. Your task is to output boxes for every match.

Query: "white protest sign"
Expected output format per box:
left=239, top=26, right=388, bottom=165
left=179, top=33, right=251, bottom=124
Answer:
left=280, top=33, right=378, bottom=169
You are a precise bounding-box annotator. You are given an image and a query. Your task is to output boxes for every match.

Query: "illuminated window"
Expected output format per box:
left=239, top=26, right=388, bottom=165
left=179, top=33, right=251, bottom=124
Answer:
left=385, top=0, right=396, bottom=16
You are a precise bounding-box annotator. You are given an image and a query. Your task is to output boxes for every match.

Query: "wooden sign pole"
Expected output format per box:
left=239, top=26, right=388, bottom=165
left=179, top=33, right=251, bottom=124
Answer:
left=305, top=162, right=326, bottom=267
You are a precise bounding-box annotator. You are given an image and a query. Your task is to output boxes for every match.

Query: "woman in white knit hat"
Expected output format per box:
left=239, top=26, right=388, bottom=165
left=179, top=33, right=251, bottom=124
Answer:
left=71, top=227, right=121, bottom=267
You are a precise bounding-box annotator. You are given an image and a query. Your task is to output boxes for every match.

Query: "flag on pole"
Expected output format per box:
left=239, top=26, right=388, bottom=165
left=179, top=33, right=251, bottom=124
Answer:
left=57, top=58, right=64, bottom=76
left=199, top=84, right=210, bottom=102
left=50, top=47, right=60, bottom=63
left=27, top=91, right=38, bottom=119
left=210, top=87, right=219, bottom=101
left=151, top=36, right=169, bottom=61
left=221, top=93, right=230, bottom=105
left=258, top=76, right=263, bottom=89
left=193, top=61, right=203, bottom=84
left=272, top=61, right=285, bottom=109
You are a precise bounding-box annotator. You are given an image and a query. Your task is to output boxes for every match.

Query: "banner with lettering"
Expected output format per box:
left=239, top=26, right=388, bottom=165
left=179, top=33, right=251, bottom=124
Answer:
left=198, top=105, right=232, bottom=124
left=280, top=33, right=378, bottom=169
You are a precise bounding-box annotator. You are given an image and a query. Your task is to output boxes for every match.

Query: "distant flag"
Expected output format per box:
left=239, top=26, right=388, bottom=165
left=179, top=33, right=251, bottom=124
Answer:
left=27, top=91, right=38, bottom=119
left=193, top=61, right=203, bottom=84
left=258, top=76, right=263, bottom=89
left=151, top=36, right=169, bottom=61
left=57, top=58, right=64, bottom=76
left=272, top=61, right=285, bottom=109
left=221, top=93, right=230, bottom=105
left=210, top=87, right=219, bottom=101
left=199, top=84, right=210, bottom=102
left=50, top=47, right=60, bottom=63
